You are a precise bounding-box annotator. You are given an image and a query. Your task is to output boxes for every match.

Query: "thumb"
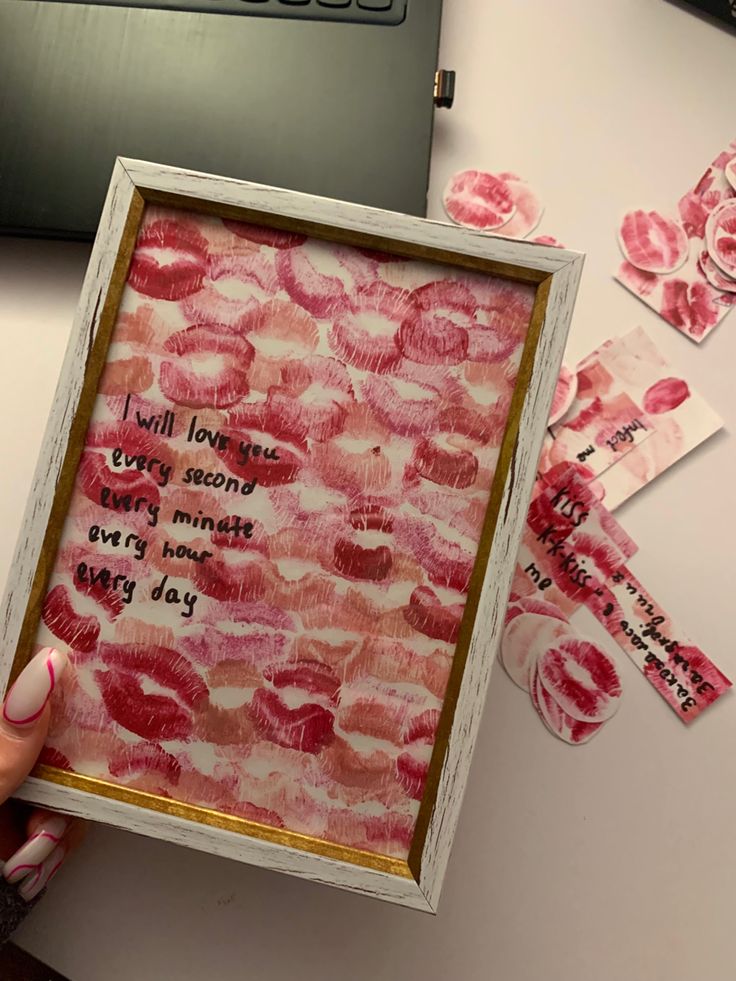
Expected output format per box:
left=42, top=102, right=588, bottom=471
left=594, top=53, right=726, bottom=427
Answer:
left=0, top=648, right=67, bottom=803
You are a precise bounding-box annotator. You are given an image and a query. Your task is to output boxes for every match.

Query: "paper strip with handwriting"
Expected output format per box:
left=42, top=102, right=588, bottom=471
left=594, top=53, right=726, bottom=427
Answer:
left=589, top=567, right=731, bottom=723
left=31, top=205, right=541, bottom=861
left=547, top=389, right=654, bottom=480
left=540, top=327, right=723, bottom=511
left=512, top=465, right=637, bottom=617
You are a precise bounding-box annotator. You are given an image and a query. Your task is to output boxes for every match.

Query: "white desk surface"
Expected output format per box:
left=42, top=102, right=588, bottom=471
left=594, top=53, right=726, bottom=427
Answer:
left=2, top=1, right=735, bottom=978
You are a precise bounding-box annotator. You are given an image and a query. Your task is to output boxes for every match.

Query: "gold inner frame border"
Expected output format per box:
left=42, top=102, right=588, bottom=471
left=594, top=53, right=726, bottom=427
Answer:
left=6, top=182, right=554, bottom=884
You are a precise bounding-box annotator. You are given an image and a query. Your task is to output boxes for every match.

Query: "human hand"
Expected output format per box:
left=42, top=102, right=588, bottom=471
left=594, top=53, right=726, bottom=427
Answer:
left=0, top=647, right=79, bottom=902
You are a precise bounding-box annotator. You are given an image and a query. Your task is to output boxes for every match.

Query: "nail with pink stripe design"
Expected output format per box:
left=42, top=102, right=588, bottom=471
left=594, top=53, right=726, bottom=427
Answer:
left=2, top=647, right=67, bottom=728
left=18, top=844, right=67, bottom=903
left=3, top=815, right=70, bottom=884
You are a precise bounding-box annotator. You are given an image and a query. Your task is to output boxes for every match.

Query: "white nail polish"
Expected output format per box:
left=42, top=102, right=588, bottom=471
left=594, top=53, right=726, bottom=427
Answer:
left=18, top=844, right=66, bottom=903
left=3, top=816, right=69, bottom=884
left=2, top=648, right=67, bottom=728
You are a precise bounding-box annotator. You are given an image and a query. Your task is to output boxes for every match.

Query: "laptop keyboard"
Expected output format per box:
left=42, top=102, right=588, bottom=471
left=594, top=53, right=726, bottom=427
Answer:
left=52, top=0, right=407, bottom=24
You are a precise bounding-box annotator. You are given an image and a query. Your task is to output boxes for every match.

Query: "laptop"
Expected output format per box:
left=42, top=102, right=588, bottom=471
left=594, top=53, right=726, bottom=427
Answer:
left=0, top=0, right=444, bottom=238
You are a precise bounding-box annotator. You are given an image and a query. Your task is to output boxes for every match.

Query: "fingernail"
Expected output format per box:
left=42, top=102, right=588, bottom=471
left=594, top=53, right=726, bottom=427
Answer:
left=2, top=648, right=67, bottom=728
left=3, top=816, right=70, bottom=885
left=18, top=844, right=66, bottom=903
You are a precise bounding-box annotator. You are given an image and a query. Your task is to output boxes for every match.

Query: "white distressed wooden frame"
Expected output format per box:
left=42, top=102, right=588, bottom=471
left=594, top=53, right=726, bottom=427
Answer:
left=0, top=158, right=583, bottom=912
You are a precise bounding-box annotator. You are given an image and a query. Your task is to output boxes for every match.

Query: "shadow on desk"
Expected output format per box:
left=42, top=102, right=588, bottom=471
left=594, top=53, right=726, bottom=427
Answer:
left=1, top=942, right=70, bottom=980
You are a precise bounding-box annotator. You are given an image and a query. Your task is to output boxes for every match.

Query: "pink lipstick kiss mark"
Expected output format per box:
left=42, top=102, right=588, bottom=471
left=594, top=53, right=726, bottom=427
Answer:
left=263, top=661, right=341, bottom=705
left=128, top=218, right=209, bottom=300
left=231, top=355, right=354, bottom=446
left=616, top=260, right=659, bottom=297
left=360, top=374, right=441, bottom=437
left=395, top=516, right=474, bottom=592
left=642, top=377, right=691, bottom=414
left=99, top=355, right=154, bottom=397
left=208, top=249, right=280, bottom=296
left=437, top=403, right=496, bottom=446
left=328, top=282, right=412, bottom=374
left=548, top=365, right=578, bottom=425
left=159, top=324, right=254, bottom=409
left=537, top=638, right=622, bottom=724
left=442, top=170, right=516, bottom=230
left=705, top=199, right=736, bottom=278
left=661, top=278, right=720, bottom=339
left=493, top=174, right=544, bottom=239
left=618, top=210, right=688, bottom=274
left=275, top=245, right=350, bottom=319
left=250, top=688, right=335, bottom=754
left=501, top=612, right=573, bottom=692
left=42, top=584, right=100, bottom=653
left=108, top=742, right=183, bottom=785
left=697, top=250, right=736, bottom=293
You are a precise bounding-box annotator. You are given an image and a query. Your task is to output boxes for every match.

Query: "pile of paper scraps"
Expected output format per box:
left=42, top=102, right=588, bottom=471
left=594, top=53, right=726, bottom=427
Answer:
left=615, top=139, right=736, bottom=343
left=502, top=327, right=731, bottom=744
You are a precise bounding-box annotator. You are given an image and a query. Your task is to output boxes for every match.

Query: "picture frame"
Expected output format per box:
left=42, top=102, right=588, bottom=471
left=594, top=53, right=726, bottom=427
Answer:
left=0, top=158, right=583, bottom=912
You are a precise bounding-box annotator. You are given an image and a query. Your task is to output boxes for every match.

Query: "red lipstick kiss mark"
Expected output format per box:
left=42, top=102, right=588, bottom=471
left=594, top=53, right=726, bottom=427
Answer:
left=642, top=377, right=690, bottom=414
left=530, top=664, right=603, bottom=745
left=537, top=638, right=622, bottom=723
left=398, top=281, right=472, bottom=365
left=395, top=752, right=429, bottom=800
left=403, top=586, right=463, bottom=643
left=193, top=555, right=267, bottom=604
left=349, top=504, right=394, bottom=533
left=250, top=688, right=335, bottom=753
left=95, top=643, right=208, bottom=741
left=42, top=584, right=100, bottom=653
left=333, top=539, right=393, bottom=581
left=222, top=218, right=306, bottom=249
left=38, top=747, right=72, bottom=771
left=128, top=218, right=209, bottom=300
left=412, top=438, right=478, bottom=490
left=402, top=708, right=441, bottom=745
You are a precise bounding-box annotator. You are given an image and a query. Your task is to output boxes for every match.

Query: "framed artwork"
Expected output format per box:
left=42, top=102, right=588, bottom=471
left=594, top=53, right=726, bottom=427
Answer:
left=0, top=159, right=582, bottom=912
